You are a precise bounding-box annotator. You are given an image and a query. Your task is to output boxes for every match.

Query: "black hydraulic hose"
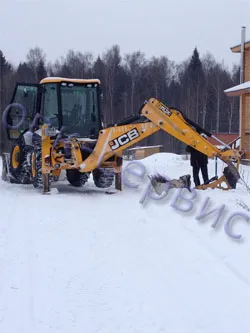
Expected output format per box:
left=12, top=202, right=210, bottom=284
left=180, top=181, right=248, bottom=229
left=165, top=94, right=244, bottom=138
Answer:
left=170, top=106, right=212, bottom=137
left=109, top=101, right=148, bottom=127
left=182, top=114, right=212, bottom=137
left=115, top=114, right=142, bottom=126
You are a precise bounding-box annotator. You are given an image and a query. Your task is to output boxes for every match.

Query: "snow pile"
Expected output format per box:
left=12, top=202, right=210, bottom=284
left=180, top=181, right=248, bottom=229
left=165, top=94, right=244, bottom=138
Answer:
left=0, top=154, right=250, bottom=333
left=224, top=81, right=250, bottom=93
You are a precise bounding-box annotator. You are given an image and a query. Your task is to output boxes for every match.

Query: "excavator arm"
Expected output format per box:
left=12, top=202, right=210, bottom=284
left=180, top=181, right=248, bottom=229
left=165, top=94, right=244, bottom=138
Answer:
left=42, top=98, right=241, bottom=191
left=139, top=98, right=241, bottom=190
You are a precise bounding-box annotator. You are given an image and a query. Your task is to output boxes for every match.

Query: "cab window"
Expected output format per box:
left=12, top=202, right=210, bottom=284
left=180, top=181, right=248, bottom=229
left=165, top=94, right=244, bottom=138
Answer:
left=41, top=83, right=59, bottom=128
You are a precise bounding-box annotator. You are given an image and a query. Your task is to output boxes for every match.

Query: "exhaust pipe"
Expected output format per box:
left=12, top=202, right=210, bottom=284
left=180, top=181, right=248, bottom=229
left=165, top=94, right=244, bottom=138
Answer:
left=240, top=26, right=246, bottom=84
left=239, top=26, right=246, bottom=151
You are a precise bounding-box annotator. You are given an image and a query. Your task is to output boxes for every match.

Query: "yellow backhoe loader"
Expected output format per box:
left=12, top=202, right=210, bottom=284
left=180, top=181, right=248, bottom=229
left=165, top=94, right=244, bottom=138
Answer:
left=1, top=77, right=243, bottom=193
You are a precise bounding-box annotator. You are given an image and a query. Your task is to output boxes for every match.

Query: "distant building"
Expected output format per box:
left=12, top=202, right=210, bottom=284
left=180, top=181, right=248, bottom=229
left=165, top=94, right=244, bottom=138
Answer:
left=224, top=27, right=250, bottom=163
left=126, top=145, right=163, bottom=160
left=207, top=133, right=240, bottom=149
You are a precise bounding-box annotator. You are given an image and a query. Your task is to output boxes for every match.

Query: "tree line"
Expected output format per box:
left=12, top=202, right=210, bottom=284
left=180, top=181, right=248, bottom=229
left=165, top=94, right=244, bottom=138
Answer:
left=0, top=45, right=240, bottom=154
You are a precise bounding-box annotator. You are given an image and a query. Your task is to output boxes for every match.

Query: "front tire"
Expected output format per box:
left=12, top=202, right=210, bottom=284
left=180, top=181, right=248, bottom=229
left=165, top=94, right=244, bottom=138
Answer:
left=31, top=143, right=43, bottom=189
left=66, top=169, right=89, bottom=187
left=92, top=168, right=115, bottom=188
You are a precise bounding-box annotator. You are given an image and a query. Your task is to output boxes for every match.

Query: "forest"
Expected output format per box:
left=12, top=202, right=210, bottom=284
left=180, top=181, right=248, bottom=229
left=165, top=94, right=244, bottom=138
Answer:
left=0, top=45, right=240, bottom=154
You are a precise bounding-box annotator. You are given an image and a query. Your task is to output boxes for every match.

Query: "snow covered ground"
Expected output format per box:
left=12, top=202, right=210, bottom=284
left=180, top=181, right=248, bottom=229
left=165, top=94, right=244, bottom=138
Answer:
left=0, top=153, right=250, bottom=333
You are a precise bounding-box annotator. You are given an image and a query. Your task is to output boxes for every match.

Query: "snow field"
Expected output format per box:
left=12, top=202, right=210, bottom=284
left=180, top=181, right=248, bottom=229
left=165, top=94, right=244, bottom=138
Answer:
left=0, top=153, right=250, bottom=333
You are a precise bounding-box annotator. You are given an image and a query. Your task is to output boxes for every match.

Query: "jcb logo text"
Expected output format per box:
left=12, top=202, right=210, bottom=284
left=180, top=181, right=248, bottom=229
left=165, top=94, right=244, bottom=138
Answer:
left=109, top=128, right=140, bottom=150
left=159, top=105, right=172, bottom=116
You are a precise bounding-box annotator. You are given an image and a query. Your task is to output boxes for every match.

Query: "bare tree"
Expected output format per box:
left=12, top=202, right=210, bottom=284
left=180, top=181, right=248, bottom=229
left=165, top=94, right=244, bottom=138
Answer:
left=201, top=52, right=216, bottom=128
left=102, top=45, right=121, bottom=124
left=64, top=50, right=93, bottom=78
left=0, top=51, right=13, bottom=153
left=26, top=47, right=46, bottom=81
left=124, top=51, right=145, bottom=115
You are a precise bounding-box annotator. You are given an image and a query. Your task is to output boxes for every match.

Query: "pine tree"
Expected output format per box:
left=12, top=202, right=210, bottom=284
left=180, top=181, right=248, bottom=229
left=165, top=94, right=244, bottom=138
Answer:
left=183, top=47, right=205, bottom=123
left=36, top=60, right=47, bottom=81
left=188, top=47, right=204, bottom=81
left=16, top=62, right=36, bottom=83
left=0, top=50, right=12, bottom=154
left=0, top=50, right=12, bottom=75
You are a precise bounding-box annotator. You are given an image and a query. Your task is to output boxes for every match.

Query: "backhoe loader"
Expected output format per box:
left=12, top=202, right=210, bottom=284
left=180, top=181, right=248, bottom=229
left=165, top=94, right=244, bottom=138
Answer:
left=1, top=77, right=242, bottom=193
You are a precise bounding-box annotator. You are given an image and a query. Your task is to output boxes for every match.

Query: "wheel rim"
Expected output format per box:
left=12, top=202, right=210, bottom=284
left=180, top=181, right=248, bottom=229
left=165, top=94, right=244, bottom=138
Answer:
left=11, top=145, right=21, bottom=169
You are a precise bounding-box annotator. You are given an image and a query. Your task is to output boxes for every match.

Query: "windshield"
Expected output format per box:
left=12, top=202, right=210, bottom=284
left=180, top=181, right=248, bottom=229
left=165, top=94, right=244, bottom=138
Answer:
left=60, top=82, right=100, bottom=138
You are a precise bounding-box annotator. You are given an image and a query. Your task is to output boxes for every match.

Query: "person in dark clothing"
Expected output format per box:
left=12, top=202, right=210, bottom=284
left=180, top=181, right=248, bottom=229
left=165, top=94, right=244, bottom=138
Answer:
left=186, top=145, right=209, bottom=187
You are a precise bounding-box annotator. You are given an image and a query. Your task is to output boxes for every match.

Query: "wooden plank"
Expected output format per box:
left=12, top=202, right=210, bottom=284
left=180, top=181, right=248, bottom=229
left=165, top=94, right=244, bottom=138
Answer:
left=244, top=51, right=250, bottom=81
left=241, top=93, right=250, bottom=157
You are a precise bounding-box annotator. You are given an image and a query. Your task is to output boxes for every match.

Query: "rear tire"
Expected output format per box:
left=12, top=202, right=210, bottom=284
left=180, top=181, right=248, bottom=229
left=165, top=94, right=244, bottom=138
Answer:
left=9, top=142, right=33, bottom=184
left=66, top=169, right=89, bottom=187
left=92, top=168, right=115, bottom=188
left=9, top=142, right=22, bottom=183
left=1, top=154, right=9, bottom=182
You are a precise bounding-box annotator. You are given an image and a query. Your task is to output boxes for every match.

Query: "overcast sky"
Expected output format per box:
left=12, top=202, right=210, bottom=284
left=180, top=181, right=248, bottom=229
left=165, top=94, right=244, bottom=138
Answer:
left=0, top=0, right=249, bottom=70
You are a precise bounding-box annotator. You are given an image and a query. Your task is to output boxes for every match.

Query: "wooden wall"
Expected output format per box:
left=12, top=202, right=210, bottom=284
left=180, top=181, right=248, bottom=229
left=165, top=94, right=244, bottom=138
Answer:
left=241, top=47, right=250, bottom=159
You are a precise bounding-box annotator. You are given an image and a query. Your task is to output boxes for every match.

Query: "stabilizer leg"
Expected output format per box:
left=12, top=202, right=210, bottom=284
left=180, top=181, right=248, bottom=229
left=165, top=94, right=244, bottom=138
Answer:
left=196, top=175, right=231, bottom=190
left=115, top=171, right=122, bottom=191
left=42, top=174, right=51, bottom=194
left=196, top=163, right=239, bottom=191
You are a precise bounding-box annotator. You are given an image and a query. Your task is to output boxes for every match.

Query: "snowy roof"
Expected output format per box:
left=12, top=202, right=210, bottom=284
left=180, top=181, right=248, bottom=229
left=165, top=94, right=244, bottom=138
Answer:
left=224, top=81, right=250, bottom=96
left=231, top=40, right=250, bottom=52
left=40, top=77, right=101, bottom=84
left=127, top=145, right=163, bottom=151
left=208, top=133, right=239, bottom=145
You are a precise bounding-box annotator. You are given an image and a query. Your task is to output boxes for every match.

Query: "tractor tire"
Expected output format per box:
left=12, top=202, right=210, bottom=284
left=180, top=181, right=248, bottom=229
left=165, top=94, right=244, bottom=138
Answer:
left=9, top=142, right=22, bottom=183
left=92, top=168, right=115, bottom=188
left=31, top=142, right=52, bottom=191
left=9, top=142, right=33, bottom=184
left=66, top=169, right=89, bottom=187
left=19, top=145, right=33, bottom=184
left=1, top=154, right=9, bottom=182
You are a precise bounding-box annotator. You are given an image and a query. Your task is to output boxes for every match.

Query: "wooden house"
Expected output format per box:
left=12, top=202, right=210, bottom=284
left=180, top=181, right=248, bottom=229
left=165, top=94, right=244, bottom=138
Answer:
left=224, top=27, right=250, bottom=163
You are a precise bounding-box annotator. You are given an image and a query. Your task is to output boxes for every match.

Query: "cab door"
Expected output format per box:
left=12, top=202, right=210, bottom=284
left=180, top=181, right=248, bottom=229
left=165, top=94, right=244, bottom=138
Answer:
left=5, top=83, right=39, bottom=140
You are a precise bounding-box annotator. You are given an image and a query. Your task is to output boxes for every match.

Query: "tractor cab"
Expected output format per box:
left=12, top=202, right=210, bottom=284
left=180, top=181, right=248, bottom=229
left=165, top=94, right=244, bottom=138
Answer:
left=6, top=77, right=102, bottom=141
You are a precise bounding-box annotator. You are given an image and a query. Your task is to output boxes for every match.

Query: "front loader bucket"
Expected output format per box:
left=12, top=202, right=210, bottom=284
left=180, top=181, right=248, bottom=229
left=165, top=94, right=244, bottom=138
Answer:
left=149, top=174, right=169, bottom=195
left=150, top=173, right=191, bottom=195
